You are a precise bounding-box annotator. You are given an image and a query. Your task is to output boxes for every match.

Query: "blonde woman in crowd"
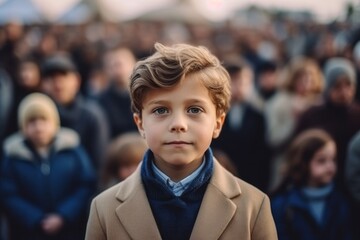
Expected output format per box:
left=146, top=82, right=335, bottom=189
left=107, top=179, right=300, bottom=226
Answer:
left=265, top=57, right=324, bottom=190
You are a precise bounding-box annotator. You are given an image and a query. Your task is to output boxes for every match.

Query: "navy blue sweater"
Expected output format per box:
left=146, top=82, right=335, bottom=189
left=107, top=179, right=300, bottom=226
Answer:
left=141, top=149, right=214, bottom=240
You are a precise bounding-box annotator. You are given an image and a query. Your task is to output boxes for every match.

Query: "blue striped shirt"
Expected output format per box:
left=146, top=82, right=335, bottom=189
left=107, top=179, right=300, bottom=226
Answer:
left=152, top=158, right=206, bottom=196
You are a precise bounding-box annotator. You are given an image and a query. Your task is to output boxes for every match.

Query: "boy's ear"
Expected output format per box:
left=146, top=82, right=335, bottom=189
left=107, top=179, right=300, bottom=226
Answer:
left=213, top=112, right=226, bottom=139
left=133, top=113, right=145, bottom=137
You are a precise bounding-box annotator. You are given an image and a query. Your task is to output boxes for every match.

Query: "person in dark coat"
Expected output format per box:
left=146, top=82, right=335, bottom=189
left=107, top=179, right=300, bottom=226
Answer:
left=0, top=93, right=96, bottom=240
left=0, top=69, right=13, bottom=154
left=41, top=53, right=109, bottom=170
left=271, top=129, right=353, bottom=240
left=211, top=59, right=271, bottom=192
left=2, top=57, right=43, bottom=140
left=345, top=130, right=360, bottom=239
left=295, top=57, right=360, bottom=190
left=97, top=46, right=138, bottom=139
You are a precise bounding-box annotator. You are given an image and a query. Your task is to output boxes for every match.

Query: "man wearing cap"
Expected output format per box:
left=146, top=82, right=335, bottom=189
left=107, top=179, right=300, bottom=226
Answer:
left=41, top=52, right=109, bottom=171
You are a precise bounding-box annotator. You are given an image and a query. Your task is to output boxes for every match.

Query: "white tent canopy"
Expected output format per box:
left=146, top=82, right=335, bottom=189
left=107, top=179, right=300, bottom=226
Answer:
left=0, top=0, right=43, bottom=24
left=0, top=0, right=357, bottom=24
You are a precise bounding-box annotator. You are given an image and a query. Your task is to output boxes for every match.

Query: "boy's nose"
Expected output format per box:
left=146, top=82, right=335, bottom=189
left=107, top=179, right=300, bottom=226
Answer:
left=169, top=113, right=187, bottom=133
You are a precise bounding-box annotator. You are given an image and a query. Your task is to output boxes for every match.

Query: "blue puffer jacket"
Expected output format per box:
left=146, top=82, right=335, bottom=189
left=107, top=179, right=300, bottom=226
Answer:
left=0, top=128, right=96, bottom=240
left=271, top=187, right=353, bottom=240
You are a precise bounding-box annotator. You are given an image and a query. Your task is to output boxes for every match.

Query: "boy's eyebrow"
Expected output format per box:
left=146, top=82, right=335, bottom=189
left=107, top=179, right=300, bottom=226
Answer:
left=146, top=98, right=210, bottom=106
left=146, top=99, right=169, bottom=106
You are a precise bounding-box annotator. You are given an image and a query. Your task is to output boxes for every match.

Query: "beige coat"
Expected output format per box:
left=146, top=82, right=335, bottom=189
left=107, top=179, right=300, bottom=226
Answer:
left=85, top=159, right=278, bottom=240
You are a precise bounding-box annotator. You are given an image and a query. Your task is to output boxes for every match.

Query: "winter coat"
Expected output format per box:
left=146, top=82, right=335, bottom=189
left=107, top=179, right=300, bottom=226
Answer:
left=271, top=187, right=353, bottom=240
left=85, top=158, right=278, bottom=240
left=97, top=84, right=138, bottom=139
left=57, top=96, right=109, bottom=170
left=295, top=102, right=360, bottom=188
left=0, top=128, right=96, bottom=240
left=211, top=103, right=270, bottom=192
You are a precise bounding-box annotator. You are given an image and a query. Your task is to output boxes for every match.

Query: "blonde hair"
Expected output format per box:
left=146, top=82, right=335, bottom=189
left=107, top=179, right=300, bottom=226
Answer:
left=130, top=42, right=231, bottom=117
left=281, top=57, right=324, bottom=94
left=18, top=92, right=60, bottom=131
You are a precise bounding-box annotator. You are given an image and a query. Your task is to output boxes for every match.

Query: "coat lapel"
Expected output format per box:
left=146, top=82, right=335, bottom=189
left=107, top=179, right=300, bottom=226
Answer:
left=115, top=166, right=162, bottom=240
left=190, top=160, right=241, bottom=240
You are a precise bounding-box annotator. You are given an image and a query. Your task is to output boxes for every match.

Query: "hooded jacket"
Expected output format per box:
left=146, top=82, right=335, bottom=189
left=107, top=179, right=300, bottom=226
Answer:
left=0, top=128, right=96, bottom=240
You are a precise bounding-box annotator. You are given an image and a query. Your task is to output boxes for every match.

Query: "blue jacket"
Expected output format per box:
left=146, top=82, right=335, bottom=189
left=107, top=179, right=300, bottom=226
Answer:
left=271, top=187, right=353, bottom=240
left=0, top=128, right=96, bottom=240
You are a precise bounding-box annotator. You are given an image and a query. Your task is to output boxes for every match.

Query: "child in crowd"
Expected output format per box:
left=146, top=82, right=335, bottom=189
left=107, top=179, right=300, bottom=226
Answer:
left=271, top=129, right=353, bottom=240
left=85, top=43, right=277, bottom=240
left=0, top=93, right=96, bottom=240
left=346, top=129, right=360, bottom=239
left=100, top=131, right=147, bottom=190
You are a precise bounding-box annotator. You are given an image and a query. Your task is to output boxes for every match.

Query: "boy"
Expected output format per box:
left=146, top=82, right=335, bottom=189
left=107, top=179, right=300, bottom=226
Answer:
left=0, top=93, right=96, bottom=240
left=85, top=43, right=277, bottom=240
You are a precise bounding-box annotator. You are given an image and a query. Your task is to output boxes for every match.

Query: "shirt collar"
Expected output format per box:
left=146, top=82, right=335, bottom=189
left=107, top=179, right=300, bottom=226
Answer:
left=152, top=157, right=206, bottom=196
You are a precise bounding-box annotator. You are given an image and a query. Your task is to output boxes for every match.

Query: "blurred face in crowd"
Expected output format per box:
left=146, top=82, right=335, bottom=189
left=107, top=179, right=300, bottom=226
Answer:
left=104, top=48, right=136, bottom=90
left=231, top=67, right=253, bottom=103
left=5, top=22, right=23, bottom=41
left=19, top=62, right=41, bottom=89
left=24, top=116, right=57, bottom=148
left=308, top=141, right=337, bottom=187
left=117, top=163, right=139, bottom=181
left=42, top=72, right=80, bottom=106
left=328, top=76, right=355, bottom=106
left=258, top=70, right=278, bottom=92
left=294, top=70, right=314, bottom=96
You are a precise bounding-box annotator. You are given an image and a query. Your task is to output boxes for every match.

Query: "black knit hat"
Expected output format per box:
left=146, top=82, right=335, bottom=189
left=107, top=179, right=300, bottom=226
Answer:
left=41, top=53, right=77, bottom=77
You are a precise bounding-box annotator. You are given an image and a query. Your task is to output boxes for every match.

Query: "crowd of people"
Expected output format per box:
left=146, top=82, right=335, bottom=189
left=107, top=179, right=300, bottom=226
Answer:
left=1, top=13, right=360, bottom=239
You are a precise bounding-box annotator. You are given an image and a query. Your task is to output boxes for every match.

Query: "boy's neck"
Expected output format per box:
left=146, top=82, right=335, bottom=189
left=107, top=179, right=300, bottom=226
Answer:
left=153, top=157, right=204, bottom=182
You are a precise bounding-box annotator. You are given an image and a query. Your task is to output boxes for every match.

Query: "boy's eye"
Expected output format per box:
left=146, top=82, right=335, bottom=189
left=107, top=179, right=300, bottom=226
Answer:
left=153, top=107, right=168, bottom=115
left=188, top=107, right=203, bottom=114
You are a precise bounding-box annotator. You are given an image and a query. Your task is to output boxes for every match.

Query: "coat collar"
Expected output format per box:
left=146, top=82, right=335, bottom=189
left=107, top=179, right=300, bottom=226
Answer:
left=190, top=159, right=241, bottom=239
left=115, top=164, right=161, bottom=239
left=4, top=128, right=79, bottom=161
left=115, top=158, right=241, bottom=240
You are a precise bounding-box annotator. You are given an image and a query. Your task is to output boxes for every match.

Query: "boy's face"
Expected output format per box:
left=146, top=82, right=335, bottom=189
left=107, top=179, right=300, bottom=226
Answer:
left=42, top=72, right=80, bottom=106
left=24, top=116, right=57, bottom=148
left=308, top=141, right=337, bottom=187
left=133, top=75, right=225, bottom=180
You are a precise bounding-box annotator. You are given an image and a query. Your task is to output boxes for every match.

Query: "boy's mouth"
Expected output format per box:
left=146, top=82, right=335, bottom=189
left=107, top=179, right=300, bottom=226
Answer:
left=164, top=141, right=191, bottom=145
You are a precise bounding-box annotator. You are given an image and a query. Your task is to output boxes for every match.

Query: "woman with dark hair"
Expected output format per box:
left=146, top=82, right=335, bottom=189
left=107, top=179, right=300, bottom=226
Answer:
left=271, top=129, right=353, bottom=240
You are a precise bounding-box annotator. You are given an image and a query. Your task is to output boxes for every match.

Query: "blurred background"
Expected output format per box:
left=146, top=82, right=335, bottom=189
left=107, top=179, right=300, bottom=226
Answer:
left=1, top=0, right=359, bottom=93
left=2, top=0, right=360, bottom=239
